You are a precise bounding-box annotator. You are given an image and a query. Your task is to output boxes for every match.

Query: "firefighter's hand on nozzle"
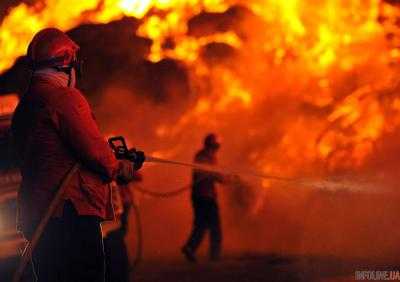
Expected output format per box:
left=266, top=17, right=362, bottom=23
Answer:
left=108, top=136, right=145, bottom=170
left=131, top=149, right=145, bottom=170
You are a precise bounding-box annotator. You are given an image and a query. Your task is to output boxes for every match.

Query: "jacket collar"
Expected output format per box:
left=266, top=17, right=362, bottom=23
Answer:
left=32, top=68, right=71, bottom=88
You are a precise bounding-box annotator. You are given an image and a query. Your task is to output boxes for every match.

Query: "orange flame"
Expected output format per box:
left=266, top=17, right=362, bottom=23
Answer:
left=2, top=0, right=400, bottom=185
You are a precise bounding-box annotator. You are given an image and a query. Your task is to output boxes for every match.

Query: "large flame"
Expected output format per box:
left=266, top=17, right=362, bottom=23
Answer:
left=2, top=0, right=400, bottom=191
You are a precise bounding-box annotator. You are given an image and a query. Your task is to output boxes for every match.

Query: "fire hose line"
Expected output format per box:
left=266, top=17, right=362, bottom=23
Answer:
left=12, top=156, right=308, bottom=281
left=134, top=184, right=190, bottom=198
left=129, top=187, right=191, bottom=271
left=144, top=156, right=359, bottom=191
left=131, top=157, right=255, bottom=199
left=126, top=158, right=297, bottom=270
left=128, top=170, right=227, bottom=270
left=128, top=175, right=213, bottom=270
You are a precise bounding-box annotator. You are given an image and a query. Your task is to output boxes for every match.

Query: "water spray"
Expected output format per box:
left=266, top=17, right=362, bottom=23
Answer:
left=108, top=136, right=382, bottom=193
left=108, top=136, right=294, bottom=182
left=145, top=156, right=383, bottom=193
left=145, top=156, right=297, bottom=182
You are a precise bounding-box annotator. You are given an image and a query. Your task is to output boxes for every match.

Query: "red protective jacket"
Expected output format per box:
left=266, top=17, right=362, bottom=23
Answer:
left=12, top=76, right=118, bottom=234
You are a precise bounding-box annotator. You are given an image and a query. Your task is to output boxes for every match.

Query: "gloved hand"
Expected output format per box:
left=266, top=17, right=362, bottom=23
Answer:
left=116, top=160, right=135, bottom=185
left=131, top=150, right=145, bottom=170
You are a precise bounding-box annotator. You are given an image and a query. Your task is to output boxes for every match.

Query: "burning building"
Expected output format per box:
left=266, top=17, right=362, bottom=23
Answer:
left=1, top=0, right=400, bottom=281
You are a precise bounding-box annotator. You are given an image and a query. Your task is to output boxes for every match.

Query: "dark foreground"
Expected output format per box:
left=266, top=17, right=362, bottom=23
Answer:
left=132, top=254, right=399, bottom=282
left=1, top=254, right=398, bottom=282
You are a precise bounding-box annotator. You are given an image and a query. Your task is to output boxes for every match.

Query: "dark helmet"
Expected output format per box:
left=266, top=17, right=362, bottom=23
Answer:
left=27, top=28, right=81, bottom=74
left=204, top=133, right=220, bottom=149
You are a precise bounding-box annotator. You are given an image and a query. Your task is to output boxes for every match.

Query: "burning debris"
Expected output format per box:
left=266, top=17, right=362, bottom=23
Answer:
left=2, top=0, right=400, bottom=178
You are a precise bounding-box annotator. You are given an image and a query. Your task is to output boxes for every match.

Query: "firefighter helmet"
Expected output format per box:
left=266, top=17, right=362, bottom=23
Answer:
left=204, top=133, right=220, bottom=149
left=27, top=28, right=79, bottom=70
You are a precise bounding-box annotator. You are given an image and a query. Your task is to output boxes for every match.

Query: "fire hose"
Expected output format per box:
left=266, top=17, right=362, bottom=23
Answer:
left=127, top=184, right=190, bottom=273
left=12, top=136, right=310, bottom=282
left=128, top=170, right=227, bottom=271
left=134, top=183, right=190, bottom=198
left=146, top=156, right=297, bottom=182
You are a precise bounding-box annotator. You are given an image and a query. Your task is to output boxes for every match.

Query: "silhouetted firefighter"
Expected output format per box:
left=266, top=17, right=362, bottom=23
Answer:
left=182, top=133, right=224, bottom=262
left=11, top=28, right=144, bottom=282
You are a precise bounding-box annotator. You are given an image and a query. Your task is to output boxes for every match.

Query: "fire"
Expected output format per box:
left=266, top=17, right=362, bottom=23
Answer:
left=0, top=94, right=19, bottom=116
left=2, top=0, right=400, bottom=190
left=0, top=0, right=228, bottom=71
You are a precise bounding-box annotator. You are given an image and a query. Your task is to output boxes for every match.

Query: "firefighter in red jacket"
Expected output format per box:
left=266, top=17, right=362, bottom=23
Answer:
left=182, top=133, right=224, bottom=262
left=11, top=28, right=142, bottom=282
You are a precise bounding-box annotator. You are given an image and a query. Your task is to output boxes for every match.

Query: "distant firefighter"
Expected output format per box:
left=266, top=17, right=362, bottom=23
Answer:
left=12, top=28, right=143, bottom=282
left=182, top=133, right=225, bottom=262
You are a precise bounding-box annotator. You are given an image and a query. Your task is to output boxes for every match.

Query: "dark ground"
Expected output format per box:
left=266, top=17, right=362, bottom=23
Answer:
left=1, top=253, right=399, bottom=282
left=130, top=254, right=396, bottom=282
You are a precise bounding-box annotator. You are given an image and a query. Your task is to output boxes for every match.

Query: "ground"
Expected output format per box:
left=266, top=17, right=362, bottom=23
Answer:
left=131, top=254, right=397, bottom=282
left=1, top=253, right=398, bottom=281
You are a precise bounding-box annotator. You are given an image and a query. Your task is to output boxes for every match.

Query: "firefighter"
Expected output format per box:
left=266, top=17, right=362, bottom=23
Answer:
left=11, top=28, right=143, bottom=282
left=182, top=133, right=224, bottom=262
